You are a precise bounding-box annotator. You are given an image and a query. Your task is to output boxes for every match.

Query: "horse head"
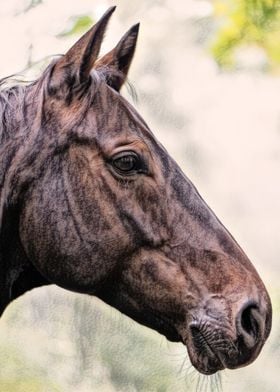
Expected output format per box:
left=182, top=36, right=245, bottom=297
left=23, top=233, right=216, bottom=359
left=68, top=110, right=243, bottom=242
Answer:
left=0, top=7, right=272, bottom=375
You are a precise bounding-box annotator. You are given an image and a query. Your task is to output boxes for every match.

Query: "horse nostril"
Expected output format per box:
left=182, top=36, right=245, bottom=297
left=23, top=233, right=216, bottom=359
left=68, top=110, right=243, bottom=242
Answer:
left=241, top=305, right=258, bottom=337
left=238, top=302, right=262, bottom=348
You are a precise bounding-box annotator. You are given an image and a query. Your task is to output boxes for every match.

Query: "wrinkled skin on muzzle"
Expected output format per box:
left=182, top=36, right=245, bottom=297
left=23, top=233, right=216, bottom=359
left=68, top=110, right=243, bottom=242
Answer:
left=1, top=7, right=271, bottom=375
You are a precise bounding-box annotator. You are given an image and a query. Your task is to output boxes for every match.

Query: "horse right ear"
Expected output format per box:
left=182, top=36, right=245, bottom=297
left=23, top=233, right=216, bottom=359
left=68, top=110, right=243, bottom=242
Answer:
left=48, top=6, right=116, bottom=99
left=95, top=23, right=140, bottom=92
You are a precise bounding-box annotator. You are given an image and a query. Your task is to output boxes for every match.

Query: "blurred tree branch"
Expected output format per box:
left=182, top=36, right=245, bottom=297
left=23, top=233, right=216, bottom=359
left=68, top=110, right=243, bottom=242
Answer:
left=24, top=0, right=43, bottom=13
left=211, top=0, right=280, bottom=71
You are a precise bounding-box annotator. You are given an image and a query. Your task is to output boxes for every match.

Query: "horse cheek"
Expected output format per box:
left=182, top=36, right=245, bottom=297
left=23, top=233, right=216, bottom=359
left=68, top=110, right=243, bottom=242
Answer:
left=18, top=168, right=117, bottom=292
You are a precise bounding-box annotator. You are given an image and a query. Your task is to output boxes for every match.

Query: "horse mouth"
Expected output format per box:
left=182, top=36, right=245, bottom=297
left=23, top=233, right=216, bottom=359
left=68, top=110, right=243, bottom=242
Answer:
left=185, top=325, right=226, bottom=375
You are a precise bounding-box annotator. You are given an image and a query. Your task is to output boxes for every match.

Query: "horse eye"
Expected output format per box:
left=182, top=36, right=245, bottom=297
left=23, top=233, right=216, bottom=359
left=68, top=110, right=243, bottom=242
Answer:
left=111, top=152, right=142, bottom=174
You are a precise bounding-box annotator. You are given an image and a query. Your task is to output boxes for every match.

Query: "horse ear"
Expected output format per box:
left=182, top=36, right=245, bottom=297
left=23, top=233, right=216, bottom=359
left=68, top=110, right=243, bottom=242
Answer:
left=95, top=23, right=139, bottom=91
left=50, top=6, right=116, bottom=93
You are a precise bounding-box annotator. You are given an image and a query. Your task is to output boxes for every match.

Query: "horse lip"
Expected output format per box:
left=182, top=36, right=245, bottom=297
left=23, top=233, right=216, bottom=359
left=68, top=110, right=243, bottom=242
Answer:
left=186, top=340, right=225, bottom=375
left=185, top=322, right=227, bottom=374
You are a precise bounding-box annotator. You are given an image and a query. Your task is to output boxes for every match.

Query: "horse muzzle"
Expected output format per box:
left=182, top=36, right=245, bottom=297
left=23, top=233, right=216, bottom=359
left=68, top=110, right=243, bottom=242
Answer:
left=184, top=299, right=272, bottom=375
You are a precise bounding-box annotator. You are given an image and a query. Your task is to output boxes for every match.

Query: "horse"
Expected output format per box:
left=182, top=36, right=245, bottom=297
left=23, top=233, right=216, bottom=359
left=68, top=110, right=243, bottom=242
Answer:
left=0, top=7, right=272, bottom=375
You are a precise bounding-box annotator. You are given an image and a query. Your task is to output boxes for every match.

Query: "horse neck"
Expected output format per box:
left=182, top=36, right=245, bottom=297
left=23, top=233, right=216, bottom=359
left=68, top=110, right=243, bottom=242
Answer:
left=0, top=84, right=50, bottom=316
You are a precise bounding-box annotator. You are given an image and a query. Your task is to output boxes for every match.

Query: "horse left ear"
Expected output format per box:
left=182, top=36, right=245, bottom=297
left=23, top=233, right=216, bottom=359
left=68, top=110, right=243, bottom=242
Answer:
left=49, top=6, right=116, bottom=95
left=95, top=23, right=140, bottom=91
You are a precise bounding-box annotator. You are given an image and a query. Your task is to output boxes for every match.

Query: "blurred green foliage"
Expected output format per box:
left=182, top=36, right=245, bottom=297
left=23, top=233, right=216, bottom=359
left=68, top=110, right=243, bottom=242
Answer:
left=211, top=0, right=280, bottom=70
left=0, top=292, right=192, bottom=392
left=58, top=15, right=94, bottom=37
left=0, top=344, right=61, bottom=392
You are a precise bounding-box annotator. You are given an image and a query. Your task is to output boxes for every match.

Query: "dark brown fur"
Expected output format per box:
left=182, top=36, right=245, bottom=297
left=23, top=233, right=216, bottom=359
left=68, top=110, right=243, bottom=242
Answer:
left=0, top=7, right=272, bottom=375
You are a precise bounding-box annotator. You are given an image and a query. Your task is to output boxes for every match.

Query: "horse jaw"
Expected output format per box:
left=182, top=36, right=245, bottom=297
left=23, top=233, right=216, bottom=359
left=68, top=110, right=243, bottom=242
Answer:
left=0, top=206, right=49, bottom=316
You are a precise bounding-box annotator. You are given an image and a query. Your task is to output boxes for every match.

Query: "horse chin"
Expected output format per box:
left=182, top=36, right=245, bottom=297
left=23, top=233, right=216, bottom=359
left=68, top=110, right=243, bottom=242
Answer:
left=179, top=322, right=228, bottom=374
left=185, top=339, right=225, bottom=375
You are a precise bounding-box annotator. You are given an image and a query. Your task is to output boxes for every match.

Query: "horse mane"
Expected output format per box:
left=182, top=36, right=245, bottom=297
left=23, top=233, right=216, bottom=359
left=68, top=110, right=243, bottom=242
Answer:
left=0, top=72, right=44, bottom=233
left=0, top=80, right=27, bottom=144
